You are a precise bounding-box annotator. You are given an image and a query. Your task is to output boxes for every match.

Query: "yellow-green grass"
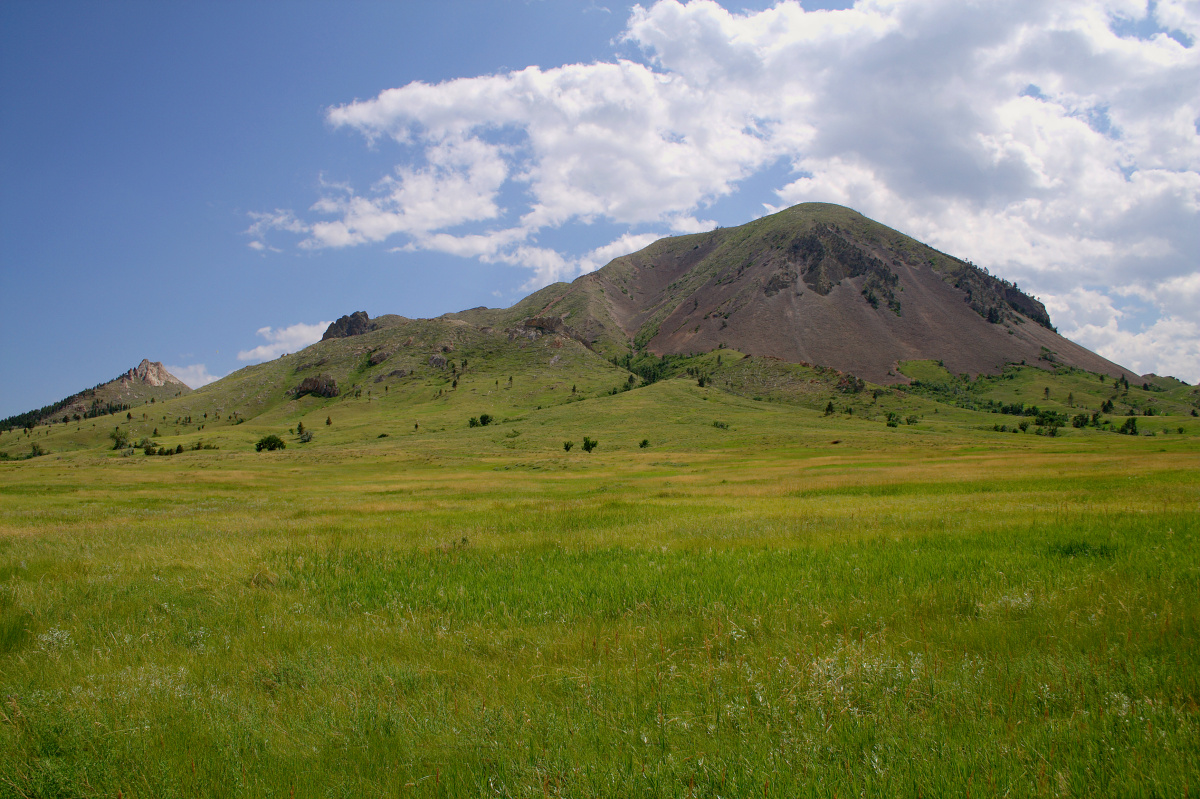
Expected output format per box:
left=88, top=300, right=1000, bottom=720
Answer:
left=1, top=366, right=1199, bottom=797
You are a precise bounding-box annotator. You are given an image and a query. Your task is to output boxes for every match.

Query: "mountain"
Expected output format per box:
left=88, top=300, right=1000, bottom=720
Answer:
left=449, top=203, right=1131, bottom=383
left=1, top=359, right=190, bottom=431
left=5, top=203, right=1147, bottom=438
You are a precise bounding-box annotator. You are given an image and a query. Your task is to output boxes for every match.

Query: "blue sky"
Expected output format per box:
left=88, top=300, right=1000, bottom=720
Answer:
left=1, top=0, right=1196, bottom=419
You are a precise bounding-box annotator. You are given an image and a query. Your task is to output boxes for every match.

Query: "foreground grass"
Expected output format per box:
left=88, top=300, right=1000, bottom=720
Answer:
left=2, top=427, right=1197, bottom=797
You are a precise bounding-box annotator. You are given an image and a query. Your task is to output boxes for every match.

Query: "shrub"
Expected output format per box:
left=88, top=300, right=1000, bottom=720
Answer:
left=1119, top=417, right=1138, bottom=435
left=479, top=414, right=493, bottom=426
left=712, top=420, right=729, bottom=429
left=639, top=439, right=649, bottom=448
left=581, top=437, right=597, bottom=453
left=563, top=441, right=573, bottom=452
left=299, top=431, right=313, bottom=443
left=469, top=417, right=479, bottom=428
left=326, top=416, right=332, bottom=426
left=255, top=434, right=286, bottom=452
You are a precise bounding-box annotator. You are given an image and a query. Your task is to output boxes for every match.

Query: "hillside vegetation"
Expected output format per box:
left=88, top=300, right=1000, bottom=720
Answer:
left=2, top=328, right=1198, bottom=796
left=2, top=202, right=1197, bottom=796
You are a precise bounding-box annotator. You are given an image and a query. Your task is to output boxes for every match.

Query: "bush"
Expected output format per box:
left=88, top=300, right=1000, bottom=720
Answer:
left=639, top=439, right=649, bottom=448
left=581, top=436, right=597, bottom=453
left=1119, top=417, right=1138, bottom=436
left=563, top=441, right=573, bottom=452
left=479, top=414, right=493, bottom=426
left=255, top=434, right=286, bottom=452
left=469, top=417, right=479, bottom=428
left=299, top=431, right=313, bottom=443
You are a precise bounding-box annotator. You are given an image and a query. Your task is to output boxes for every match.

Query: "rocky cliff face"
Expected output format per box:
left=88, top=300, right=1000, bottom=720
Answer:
left=123, top=359, right=187, bottom=388
left=322, top=312, right=377, bottom=340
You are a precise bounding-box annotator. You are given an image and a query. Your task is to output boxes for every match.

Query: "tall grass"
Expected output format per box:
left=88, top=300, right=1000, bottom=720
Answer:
left=1, top=435, right=1197, bottom=795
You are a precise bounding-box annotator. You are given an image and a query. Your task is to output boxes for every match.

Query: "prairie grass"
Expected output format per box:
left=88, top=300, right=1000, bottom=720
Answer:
left=1, top=365, right=1198, bottom=796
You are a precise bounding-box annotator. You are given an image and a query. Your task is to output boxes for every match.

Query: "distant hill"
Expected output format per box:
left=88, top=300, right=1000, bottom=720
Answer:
left=12, top=204, right=1152, bottom=438
left=1, top=359, right=190, bottom=431
left=448, top=203, right=1132, bottom=383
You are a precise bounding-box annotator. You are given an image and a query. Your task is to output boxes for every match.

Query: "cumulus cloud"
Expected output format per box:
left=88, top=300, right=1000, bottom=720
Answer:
left=236, top=322, right=331, bottom=363
left=165, top=363, right=222, bottom=389
left=254, top=0, right=1199, bottom=379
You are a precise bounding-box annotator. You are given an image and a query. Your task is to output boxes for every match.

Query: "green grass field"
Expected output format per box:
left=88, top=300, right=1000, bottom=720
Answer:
left=2, top=359, right=1199, bottom=797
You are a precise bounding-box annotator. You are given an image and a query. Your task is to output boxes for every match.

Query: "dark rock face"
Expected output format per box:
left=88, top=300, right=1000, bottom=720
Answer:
left=369, top=348, right=394, bottom=366
left=321, top=312, right=376, bottom=340
left=1003, top=286, right=1053, bottom=330
left=295, top=374, right=339, bottom=398
left=428, top=355, right=447, bottom=368
left=374, top=369, right=408, bottom=384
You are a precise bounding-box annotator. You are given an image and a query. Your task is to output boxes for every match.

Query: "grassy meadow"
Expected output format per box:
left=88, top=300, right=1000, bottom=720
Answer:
left=1, top=357, right=1199, bottom=797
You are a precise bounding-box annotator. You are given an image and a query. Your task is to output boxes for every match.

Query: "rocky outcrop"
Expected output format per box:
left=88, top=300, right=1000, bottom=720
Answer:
left=294, top=374, right=339, bottom=398
left=374, top=369, right=408, bottom=383
left=121, top=359, right=187, bottom=388
left=321, top=312, right=376, bottom=341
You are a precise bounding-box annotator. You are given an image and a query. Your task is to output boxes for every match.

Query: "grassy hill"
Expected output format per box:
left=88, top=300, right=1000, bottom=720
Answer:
left=2, top=202, right=1198, bottom=796
left=1, top=352, right=1197, bottom=795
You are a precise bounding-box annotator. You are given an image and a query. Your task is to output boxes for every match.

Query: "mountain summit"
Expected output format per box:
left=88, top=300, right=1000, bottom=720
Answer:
left=1, top=360, right=190, bottom=430
left=452, top=203, right=1129, bottom=382
left=123, top=359, right=188, bottom=389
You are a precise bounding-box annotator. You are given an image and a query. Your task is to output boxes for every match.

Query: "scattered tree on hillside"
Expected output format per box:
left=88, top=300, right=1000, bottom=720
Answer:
left=582, top=437, right=597, bottom=453
left=255, top=435, right=286, bottom=452
left=563, top=440, right=573, bottom=452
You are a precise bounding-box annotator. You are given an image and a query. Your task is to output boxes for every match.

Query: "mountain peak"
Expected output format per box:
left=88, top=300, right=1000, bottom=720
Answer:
left=126, top=359, right=187, bottom=388
left=322, top=311, right=377, bottom=340
left=449, top=202, right=1130, bottom=382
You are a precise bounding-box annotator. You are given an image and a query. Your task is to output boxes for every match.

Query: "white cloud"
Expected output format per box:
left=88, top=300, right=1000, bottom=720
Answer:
left=237, top=322, right=331, bottom=363
left=165, top=363, right=222, bottom=389
left=256, top=0, right=1199, bottom=378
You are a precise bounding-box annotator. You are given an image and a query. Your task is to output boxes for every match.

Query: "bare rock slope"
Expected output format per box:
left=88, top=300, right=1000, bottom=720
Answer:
left=454, top=203, right=1132, bottom=383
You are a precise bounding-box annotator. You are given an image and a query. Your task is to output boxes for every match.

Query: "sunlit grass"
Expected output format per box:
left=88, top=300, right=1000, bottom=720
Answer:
left=2, top=414, right=1198, bottom=797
